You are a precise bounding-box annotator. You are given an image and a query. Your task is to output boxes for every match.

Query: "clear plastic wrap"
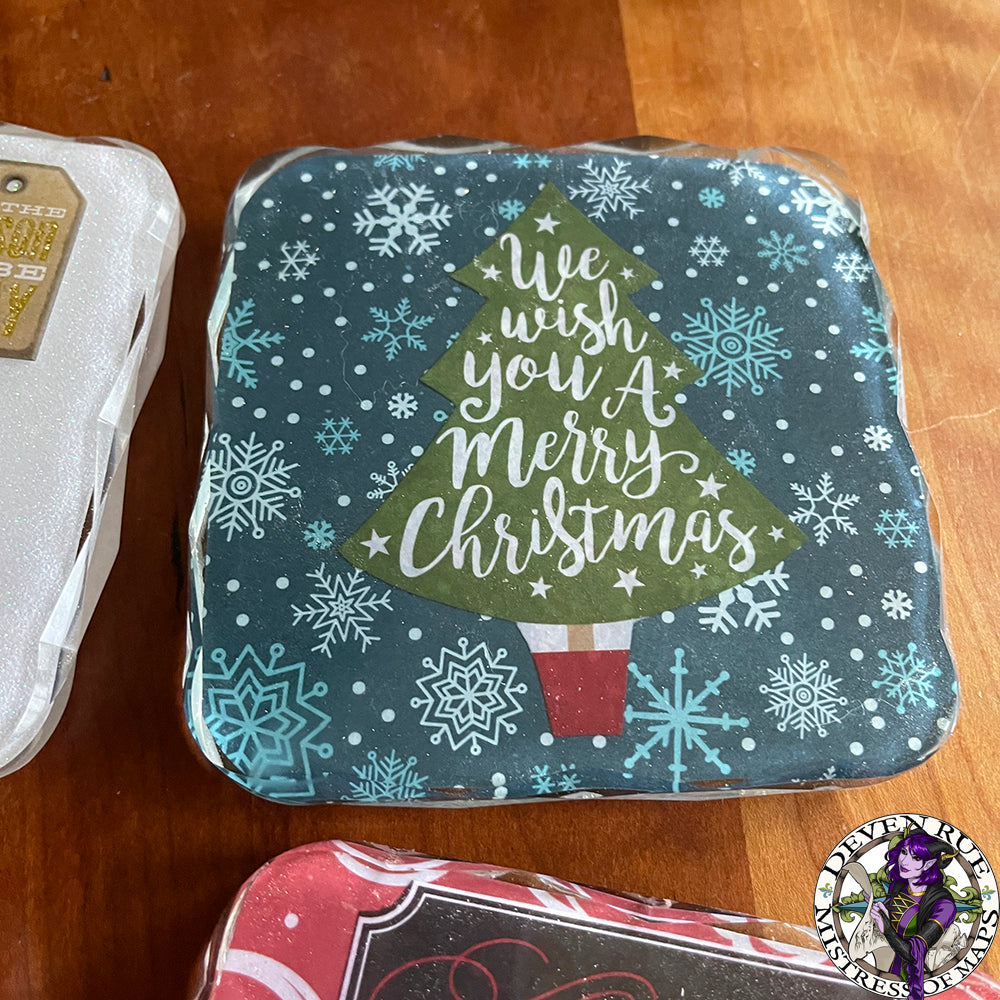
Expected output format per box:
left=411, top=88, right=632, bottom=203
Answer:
left=0, top=124, right=183, bottom=774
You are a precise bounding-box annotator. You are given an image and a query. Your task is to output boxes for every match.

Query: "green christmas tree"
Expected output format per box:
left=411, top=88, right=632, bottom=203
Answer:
left=342, top=184, right=806, bottom=736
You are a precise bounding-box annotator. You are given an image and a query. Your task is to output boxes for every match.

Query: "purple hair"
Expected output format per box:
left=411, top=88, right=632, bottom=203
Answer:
left=886, top=831, right=950, bottom=887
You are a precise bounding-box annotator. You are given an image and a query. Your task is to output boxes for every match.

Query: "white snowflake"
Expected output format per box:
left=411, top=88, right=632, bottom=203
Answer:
left=698, top=562, right=790, bottom=634
left=707, top=158, right=765, bottom=187
left=789, top=179, right=859, bottom=236
left=315, top=416, right=360, bottom=456
left=373, top=153, right=426, bottom=171
left=220, top=298, right=284, bottom=389
left=759, top=651, right=847, bottom=739
left=672, top=297, right=790, bottom=397
left=277, top=240, right=319, bottom=281
left=291, top=565, right=392, bottom=656
left=349, top=749, right=428, bottom=802
left=863, top=425, right=893, bottom=451
left=207, top=432, right=301, bottom=541
left=872, top=643, right=942, bottom=715
left=567, top=158, right=652, bottom=221
left=874, top=508, right=920, bottom=549
left=688, top=234, right=729, bottom=268
left=881, top=588, right=914, bottom=620
left=411, top=637, right=526, bottom=755
left=756, top=231, right=808, bottom=273
left=388, top=391, right=418, bottom=419
left=832, top=251, right=873, bottom=284
left=353, top=183, right=452, bottom=257
left=529, top=763, right=581, bottom=795
left=789, top=472, right=860, bottom=546
left=364, top=298, right=433, bottom=361
left=623, top=648, right=748, bottom=792
left=302, top=519, right=335, bottom=551
left=367, top=459, right=413, bottom=501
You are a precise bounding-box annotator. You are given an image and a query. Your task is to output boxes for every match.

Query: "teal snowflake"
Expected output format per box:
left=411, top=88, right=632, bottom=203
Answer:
left=874, top=508, right=920, bottom=549
left=529, top=763, right=581, bottom=795
left=757, top=231, right=808, bottom=273
left=364, top=298, right=433, bottom=361
left=513, top=153, right=552, bottom=168
left=315, top=416, right=360, bottom=456
left=497, top=199, right=525, bottom=221
left=872, top=643, right=942, bottom=715
left=698, top=186, right=725, bottom=208
left=726, top=447, right=756, bottom=476
left=303, top=519, right=335, bottom=551
left=202, top=643, right=333, bottom=800
left=349, top=749, right=428, bottom=802
left=624, top=648, right=748, bottom=792
left=220, top=298, right=284, bottom=389
left=373, top=153, right=426, bottom=171
left=851, top=306, right=898, bottom=395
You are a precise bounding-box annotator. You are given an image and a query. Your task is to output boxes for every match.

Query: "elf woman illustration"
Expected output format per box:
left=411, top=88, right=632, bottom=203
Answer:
left=844, top=825, right=968, bottom=1000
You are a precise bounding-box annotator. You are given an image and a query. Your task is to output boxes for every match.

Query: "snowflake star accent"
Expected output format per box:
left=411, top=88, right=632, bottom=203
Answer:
left=789, top=472, right=860, bottom=546
left=202, top=643, right=333, bottom=800
left=881, top=588, right=914, bottom=620
left=276, top=240, right=319, bottom=282
left=789, top=179, right=860, bottom=236
left=497, top=198, right=525, bottom=221
left=672, top=297, right=790, bottom=397
left=364, top=298, right=433, bottom=361
left=832, top=251, right=873, bottom=284
left=759, top=652, right=847, bottom=739
left=388, top=391, right=419, bottom=419
left=623, top=648, right=748, bottom=793
left=529, top=763, right=581, bottom=795
left=220, top=298, right=284, bottom=389
left=757, top=231, right=808, bottom=273
left=367, top=459, right=413, bottom=501
left=698, top=186, right=725, bottom=208
left=315, top=416, right=360, bottom=456
left=698, top=562, right=790, bottom=634
left=291, top=565, right=392, bottom=656
left=207, top=432, right=301, bottom=541
left=349, top=749, right=428, bottom=802
left=689, top=235, right=729, bottom=268
left=303, top=519, right=335, bottom=551
left=726, top=447, right=756, bottom=476
left=707, top=158, right=765, bottom=187
left=872, top=643, right=941, bottom=715
left=567, top=158, right=652, bottom=221
left=373, top=153, right=426, bottom=171
left=353, top=183, right=452, bottom=257
left=875, top=508, right=920, bottom=548
left=863, top=425, right=894, bottom=451
left=411, top=637, right=526, bottom=755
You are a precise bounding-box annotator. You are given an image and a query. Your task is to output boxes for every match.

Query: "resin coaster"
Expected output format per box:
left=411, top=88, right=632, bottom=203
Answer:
left=190, top=840, right=998, bottom=1000
left=0, top=124, right=181, bottom=775
left=186, top=139, right=954, bottom=803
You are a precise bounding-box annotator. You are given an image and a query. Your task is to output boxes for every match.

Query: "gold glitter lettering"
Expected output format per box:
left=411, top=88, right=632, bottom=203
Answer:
left=0, top=217, right=12, bottom=256
left=2, top=283, right=36, bottom=338
left=5, top=219, right=59, bottom=261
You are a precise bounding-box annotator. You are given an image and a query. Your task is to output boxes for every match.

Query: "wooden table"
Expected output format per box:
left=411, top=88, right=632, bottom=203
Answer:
left=1, top=1, right=997, bottom=994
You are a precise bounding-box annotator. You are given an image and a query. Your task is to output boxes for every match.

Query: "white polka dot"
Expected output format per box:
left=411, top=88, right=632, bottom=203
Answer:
left=831, top=445, right=844, bottom=456
left=323, top=287, right=335, bottom=297
left=381, top=432, right=394, bottom=445
left=275, top=577, right=289, bottom=590
left=300, top=172, right=312, bottom=183
left=719, top=408, right=734, bottom=421
left=323, top=222, right=335, bottom=232
left=745, top=214, right=757, bottom=225
left=736, top=275, right=749, bottom=286
left=742, top=737, right=756, bottom=751
left=668, top=217, right=679, bottom=227
left=271, top=356, right=284, bottom=367
left=319, top=383, right=331, bottom=395
left=284, top=912, right=299, bottom=928
left=757, top=186, right=770, bottom=196
left=335, top=161, right=347, bottom=171
left=592, top=735, right=607, bottom=748
left=443, top=262, right=456, bottom=273
left=262, top=198, right=274, bottom=208
left=809, top=383, right=822, bottom=394
left=360, top=399, right=373, bottom=410
left=233, top=240, right=246, bottom=251
left=852, top=649, right=865, bottom=663
left=685, top=267, right=698, bottom=278
left=659, top=610, right=675, bottom=624
left=286, top=413, right=299, bottom=424
left=226, top=579, right=240, bottom=592
left=455, top=187, right=469, bottom=197
left=805, top=297, right=817, bottom=308
left=410, top=445, right=424, bottom=457
left=352, top=681, right=366, bottom=695
left=850, top=742, right=864, bottom=756
left=322, top=190, right=334, bottom=200
left=828, top=324, right=840, bottom=335
left=466, top=160, right=478, bottom=170
left=485, top=173, right=497, bottom=182
left=849, top=563, right=863, bottom=576
left=879, top=482, right=892, bottom=494
left=253, top=407, right=266, bottom=418
left=302, top=347, right=315, bottom=358
left=674, top=393, right=687, bottom=404
left=782, top=452, right=795, bottom=464
left=821, top=617, right=835, bottom=630
left=871, top=716, right=885, bottom=730
left=767, top=282, right=779, bottom=292
left=671, top=180, right=683, bottom=190
left=408, top=627, right=422, bottom=641
left=813, top=239, right=826, bottom=250
left=859, top=614, right=872, bottom=627
left=632, top=245, right=645, bottom=256
left=236, top=613, right=249, bottom=626
left=337, top=495, right=351, bottom=507
left=347, top=731, right=361, bottom=745
left=648, top=311, right=661, bottom=322
left=493, top=786, right=508, bottom=799
left=776, top=419, right=789, bottom=430
left=854, top=372, right=867, bottom=382
left=937, top=717, right=950, bottom=732
left=445, top=296, right=458, bottom=307
left=778, top=203, right=790, bottom=213
left=491, top=772, right=505, bottom=787
left=381, top=708, right=395, bottom=722
left=780, top=631, right=794, bottom=645
left=334, top=316, right=347, bottom=326
left=402, top=273, right=415, bottom=284
left=345, top=260, right=358, bottom=271
left=651, top=280, right=664, bottom=290
left=864, top=698, right=878, bottom=711
left=915, top=560, right=928, bottom=574
left=820, top=586, right=833, bottom=598
left=540, top=732, right=554, bottom=746
left=362, top=281, right=374, bottom=292
left=816, top=278, right=829, bottom=289
left=290, top=379, right=303, bottom=390
left=232, top=397, right=245, bottom=408
left=300, top=213, right=312, bottom=223
left=815, top=349, right=827, bottom=359
left=908, top=737, right=922, bottom=751
left=434, top=165, right=446, bottom=176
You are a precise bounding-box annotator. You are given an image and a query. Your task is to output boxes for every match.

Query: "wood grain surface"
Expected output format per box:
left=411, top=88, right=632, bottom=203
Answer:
left=0, top=1, right=996, bottom=996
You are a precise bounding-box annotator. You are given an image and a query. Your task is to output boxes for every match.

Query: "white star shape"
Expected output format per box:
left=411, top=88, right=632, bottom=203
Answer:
left=768, top=526, right=785, bottom=542
left=691, top=563, right=708, bottom=578
left=696, top=473, right=726, bottom=500
left=478, top=331, right=493, bottom=344
left=620, top=266, right=635, bottom=279
left=613, top=568, right=644, bottom=596
left=481, top=264, right=502, bottom=280
left=534, top=213, right=559, bottom=233
left=662, top=362, right=683, bottom=379
left=360, top=530, right=391, bottom=557
left=530, top=577, right=551, bottom=597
